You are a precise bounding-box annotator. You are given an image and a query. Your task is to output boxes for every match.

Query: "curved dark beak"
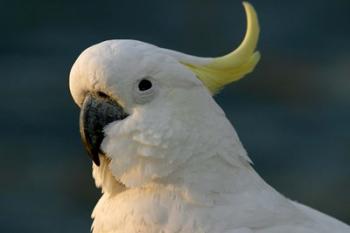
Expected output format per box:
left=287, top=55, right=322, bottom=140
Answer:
left=79, top=93, right=128, bottom=166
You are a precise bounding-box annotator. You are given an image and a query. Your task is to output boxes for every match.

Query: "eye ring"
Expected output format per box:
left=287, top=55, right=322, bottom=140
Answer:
left=138, top=79, right=153, bottom=91
left=133, top=77, right=157, bottom=104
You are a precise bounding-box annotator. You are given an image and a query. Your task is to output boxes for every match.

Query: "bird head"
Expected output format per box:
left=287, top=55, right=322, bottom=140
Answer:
left=69, top=2, right=260, bottom=188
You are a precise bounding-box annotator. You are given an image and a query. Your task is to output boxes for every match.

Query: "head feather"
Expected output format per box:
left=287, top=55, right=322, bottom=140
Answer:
left=163, top=2, right=260, bottom=94
left=186, top=2, right=260, bottom=94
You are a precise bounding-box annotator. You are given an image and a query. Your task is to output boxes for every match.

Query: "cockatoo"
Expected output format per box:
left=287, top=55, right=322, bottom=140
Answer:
left=69, top=2, right=350, bottom=233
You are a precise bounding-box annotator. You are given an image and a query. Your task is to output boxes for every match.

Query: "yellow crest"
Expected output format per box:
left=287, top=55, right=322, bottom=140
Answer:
left=182, top=2, right=260, bottom=94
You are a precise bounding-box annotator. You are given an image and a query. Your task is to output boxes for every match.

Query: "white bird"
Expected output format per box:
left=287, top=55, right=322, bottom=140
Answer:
left=69, top=2, right=350, bottom=233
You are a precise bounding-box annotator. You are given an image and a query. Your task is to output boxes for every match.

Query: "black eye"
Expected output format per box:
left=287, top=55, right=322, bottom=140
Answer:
left=138, top=79, right=152, bottom=91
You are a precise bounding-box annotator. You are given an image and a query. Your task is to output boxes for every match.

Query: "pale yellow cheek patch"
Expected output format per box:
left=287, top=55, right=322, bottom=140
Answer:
left=182, top=2, right=260, bottom=94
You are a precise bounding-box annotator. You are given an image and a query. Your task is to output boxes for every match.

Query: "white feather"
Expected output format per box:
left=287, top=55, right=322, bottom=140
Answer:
left=69, top=40, right=350, bottom=233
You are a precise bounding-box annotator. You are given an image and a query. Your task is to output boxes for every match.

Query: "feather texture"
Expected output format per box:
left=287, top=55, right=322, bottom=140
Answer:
left=69, top=9, right=350, bottom=232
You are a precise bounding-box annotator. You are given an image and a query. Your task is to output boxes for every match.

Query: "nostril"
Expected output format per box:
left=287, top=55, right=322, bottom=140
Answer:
left=97, top=91, right=108, bottom=98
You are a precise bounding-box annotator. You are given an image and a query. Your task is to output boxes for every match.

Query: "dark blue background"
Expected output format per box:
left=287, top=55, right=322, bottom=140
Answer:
left=1, top=0, right=349, bottom=232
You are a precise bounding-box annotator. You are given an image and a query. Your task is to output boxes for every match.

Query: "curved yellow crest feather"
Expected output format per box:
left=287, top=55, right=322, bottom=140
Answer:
left=183, top=2, right=260, bottom=94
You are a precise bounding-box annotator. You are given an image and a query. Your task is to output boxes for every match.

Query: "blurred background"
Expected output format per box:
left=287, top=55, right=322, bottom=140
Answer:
left=1, top=0, right=349, bottom=232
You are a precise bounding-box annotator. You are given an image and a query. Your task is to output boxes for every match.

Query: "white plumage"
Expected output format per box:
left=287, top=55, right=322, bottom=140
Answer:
left=69, top=3, right=350, bottom=233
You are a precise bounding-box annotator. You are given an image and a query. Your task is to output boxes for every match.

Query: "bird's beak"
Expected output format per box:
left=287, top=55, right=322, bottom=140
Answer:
left=79, top=93, right=128, bottom=166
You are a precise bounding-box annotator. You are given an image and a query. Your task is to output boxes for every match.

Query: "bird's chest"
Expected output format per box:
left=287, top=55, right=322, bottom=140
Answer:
left=91, top=188, right=217, bottom=233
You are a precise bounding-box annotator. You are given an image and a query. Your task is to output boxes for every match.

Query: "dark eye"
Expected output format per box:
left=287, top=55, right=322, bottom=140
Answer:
left=138, top=79, right=152, bottom=91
